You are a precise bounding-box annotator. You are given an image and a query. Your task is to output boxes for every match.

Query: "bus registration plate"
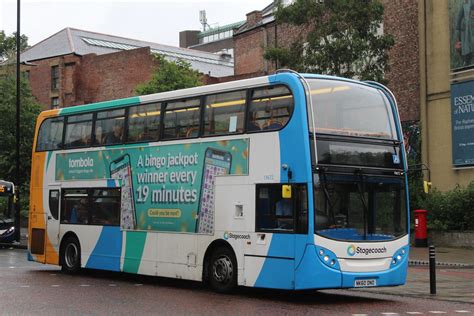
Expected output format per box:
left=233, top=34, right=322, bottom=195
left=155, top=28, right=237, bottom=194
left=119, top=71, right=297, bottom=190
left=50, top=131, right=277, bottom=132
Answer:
left=354, top=279, right=376, bottom=287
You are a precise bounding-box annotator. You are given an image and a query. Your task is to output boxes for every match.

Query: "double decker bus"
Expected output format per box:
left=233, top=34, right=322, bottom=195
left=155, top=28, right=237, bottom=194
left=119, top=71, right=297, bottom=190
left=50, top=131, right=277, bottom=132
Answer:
left=0, top=180, right=16, bottom=244
left=28, top=71, right=409, bottom=292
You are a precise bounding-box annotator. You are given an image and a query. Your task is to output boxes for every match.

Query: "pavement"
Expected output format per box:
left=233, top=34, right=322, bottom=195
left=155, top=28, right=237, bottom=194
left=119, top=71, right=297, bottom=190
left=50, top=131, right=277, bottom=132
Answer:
left=352, top=246, right=474, bottom=304
left=5, top=228, right=474, bottom=304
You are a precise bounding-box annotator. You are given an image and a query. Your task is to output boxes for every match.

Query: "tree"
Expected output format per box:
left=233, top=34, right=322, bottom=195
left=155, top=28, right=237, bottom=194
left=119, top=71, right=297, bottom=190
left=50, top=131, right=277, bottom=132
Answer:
left=135, top=54, right=202, bottom=95
left=264, top=0, right=395, bottom=83
left=0, top=31, right=29, bottom=62
left=0, top=71, right=41, bottom=212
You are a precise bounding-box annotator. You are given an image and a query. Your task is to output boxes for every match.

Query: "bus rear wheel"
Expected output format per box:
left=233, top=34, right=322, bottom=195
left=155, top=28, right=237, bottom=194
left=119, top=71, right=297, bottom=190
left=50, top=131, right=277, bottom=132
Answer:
left=208, top=247, right=237, bottom=293
left=61, top=237, right=81, bottom=274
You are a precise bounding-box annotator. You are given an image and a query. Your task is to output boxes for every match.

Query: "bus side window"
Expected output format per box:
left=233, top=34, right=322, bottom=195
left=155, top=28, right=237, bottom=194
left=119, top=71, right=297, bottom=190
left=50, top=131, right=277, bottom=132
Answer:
left=36, top=117, right=64, bottom=151
left=95, top=109, right=125, bottom=146
left=163, top=98, right=200, bottom=140
left=256, top=184, right=295, bottom=231
left=255, top=184, right=307, bottom=233
left=49, top=190, right=60, bottom=220
left=247, top=85, right=294, bottom=133
left=61, top=189, right=89, bottom=224
left=90, top=188, right=120, bottom=226
left=128, top=103, right=161, bottom=143
left=203, top=90, right=246, bottom=136
left=64, top=114, right=93, bottom=148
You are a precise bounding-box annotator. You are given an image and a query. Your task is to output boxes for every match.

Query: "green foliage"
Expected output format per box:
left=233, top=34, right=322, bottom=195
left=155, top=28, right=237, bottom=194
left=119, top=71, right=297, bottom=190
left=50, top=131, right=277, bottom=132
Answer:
left=0, top=31, right=29, bottom=62
left=417, top=182, right=474, bottom=231
left=0, top=72, right=42, bottom=210
left=135, top=54, right=202, bottom=95
left=264, top=0, right=395, bottom=82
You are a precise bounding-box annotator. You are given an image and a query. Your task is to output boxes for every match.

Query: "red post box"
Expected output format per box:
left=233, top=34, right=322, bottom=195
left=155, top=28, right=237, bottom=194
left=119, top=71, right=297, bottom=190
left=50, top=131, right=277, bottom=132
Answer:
left=414, top=209, right=428, bottom=247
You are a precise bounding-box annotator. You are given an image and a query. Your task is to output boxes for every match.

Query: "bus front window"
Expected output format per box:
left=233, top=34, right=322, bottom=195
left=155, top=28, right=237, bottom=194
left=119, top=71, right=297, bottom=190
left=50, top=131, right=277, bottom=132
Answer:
left=314, top=173, right=407, bottom=241
left=308, top=79, right=397, bottom=140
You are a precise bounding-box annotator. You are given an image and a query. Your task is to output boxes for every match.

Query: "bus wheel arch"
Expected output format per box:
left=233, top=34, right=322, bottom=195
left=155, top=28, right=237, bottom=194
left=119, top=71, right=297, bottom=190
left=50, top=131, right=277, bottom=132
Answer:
left=203, top=240, right=237, bottom=293
left=59, top=232, right=81, bottom=274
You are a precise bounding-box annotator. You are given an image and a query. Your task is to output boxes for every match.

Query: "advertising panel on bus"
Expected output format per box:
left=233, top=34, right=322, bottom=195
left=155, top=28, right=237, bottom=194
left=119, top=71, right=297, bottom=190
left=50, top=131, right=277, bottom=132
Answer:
left=54, top=139, right=249, bottom=233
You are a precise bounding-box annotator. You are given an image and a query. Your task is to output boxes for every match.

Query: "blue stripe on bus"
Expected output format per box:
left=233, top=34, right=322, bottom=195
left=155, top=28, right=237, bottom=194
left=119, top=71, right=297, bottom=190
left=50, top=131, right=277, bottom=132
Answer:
left=107, top=179, right=117, bottom=188
left=270, top=73, right=315, bottom=237
left=254, top=234, right=295, bottom=289
left=295, top=244, right=342, bottom=289
left=85, top=226, right=122, bottom=271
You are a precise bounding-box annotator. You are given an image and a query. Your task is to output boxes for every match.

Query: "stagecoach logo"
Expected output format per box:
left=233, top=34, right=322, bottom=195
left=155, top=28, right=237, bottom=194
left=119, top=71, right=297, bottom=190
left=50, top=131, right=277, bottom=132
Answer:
left=347, top=244, right=388, bottom=256
left=223, top=231, right=250, bottom=240
left=347, top=245, right=356, bottom=256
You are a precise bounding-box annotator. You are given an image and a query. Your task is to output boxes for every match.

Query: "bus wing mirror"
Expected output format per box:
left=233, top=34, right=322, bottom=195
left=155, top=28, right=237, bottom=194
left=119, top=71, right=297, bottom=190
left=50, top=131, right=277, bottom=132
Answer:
left=282, top=185, right=292, bottom=199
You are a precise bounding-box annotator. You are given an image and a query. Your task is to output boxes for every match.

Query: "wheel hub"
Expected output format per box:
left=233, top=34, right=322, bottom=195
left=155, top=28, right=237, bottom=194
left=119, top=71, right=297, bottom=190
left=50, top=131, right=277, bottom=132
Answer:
left=64, top=243, right=78, bottom=268
left=212, top=255, right=233, bottom=283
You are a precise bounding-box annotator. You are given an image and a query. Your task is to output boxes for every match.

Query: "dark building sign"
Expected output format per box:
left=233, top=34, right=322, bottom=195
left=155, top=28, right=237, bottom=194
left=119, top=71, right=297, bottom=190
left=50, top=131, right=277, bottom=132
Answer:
left=451, top=80, right=474, bottom=166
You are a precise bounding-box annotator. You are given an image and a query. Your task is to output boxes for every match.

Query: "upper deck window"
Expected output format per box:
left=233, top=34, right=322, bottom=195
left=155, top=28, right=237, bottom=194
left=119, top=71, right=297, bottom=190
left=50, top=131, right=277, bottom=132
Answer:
left=204, top=90, right=246, bottom=136
left=36, top=117, right=64, bottom=151
left=309, top=79, right=397, bottom=140
left=163, top=98, right=201, bottom=139
left=64, top=113, right=93, bottom=148
left=247, top=85, right=294, bottom=132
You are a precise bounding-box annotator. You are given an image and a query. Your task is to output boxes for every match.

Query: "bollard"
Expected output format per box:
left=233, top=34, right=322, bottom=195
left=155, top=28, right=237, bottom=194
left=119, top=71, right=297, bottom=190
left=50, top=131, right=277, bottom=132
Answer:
left=429, top=245, right=436, bottom=295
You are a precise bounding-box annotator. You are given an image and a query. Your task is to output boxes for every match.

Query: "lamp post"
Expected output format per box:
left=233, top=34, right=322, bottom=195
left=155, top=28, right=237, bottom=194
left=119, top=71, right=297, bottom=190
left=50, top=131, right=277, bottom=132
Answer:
left=15, top=0, right=21, bottom=242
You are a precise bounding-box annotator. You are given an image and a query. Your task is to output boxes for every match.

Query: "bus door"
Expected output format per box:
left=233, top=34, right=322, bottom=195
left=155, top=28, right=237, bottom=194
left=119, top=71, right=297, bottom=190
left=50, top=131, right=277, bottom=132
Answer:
left=246, top=184, right=307, bottom=289
left=45, top=184, right=61, bottom=261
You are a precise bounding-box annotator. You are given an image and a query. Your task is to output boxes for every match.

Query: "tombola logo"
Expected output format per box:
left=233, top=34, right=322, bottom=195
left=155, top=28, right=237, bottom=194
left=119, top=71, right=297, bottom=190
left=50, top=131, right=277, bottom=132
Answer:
left=223, top=231, right=229, bottom=240
left=347, top=245, right=356, bottom=256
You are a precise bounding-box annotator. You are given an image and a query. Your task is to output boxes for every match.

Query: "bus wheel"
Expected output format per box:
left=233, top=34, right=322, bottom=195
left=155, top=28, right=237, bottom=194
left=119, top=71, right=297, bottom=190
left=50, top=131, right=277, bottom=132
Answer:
left=208, top=247, right=237, bottom=293
left=61, top=237, right=81, bottom=274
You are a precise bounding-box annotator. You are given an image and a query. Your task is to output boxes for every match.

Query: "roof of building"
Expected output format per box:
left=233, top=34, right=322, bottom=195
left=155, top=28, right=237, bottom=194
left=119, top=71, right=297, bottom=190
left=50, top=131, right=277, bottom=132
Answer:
left=20, top=27, right=234, bottom=77
left=197, top=21, right=246, bottom=38
left=234, top=2, right=276, bottom=36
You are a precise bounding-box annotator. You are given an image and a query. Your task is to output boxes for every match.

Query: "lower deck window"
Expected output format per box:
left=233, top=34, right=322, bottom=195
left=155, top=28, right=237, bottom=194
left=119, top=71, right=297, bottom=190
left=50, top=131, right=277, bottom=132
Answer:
left=61, top=188, right=120, bottom=226
left=256, top=184, right=307, bottom=233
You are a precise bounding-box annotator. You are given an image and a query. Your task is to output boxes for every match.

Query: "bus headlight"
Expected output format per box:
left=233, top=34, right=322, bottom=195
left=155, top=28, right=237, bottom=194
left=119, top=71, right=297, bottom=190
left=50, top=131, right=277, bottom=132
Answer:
left=390, top=247, right=408, bottom=268
left=316, top=246, right=340, bottom=270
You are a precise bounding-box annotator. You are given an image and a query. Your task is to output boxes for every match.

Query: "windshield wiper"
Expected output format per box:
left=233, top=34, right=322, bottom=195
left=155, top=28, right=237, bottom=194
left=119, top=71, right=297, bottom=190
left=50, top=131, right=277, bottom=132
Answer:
left=354, top=169, right=369, bottom=240
left=317, top=167, right=337, bottom=226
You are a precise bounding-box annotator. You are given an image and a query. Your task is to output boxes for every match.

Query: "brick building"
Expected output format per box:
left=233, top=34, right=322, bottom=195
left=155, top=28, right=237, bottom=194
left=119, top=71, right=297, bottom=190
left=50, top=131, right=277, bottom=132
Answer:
left=231, top=1, right=420, bottom=123
left=19, top=28, right=234, bottom=109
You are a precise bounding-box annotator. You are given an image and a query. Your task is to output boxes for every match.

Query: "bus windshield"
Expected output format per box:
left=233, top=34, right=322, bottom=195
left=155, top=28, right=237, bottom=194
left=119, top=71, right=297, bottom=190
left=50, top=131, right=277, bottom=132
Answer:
left=314, top=172, right=407, bottom=241
left=308, top=79, right=397, bottom=139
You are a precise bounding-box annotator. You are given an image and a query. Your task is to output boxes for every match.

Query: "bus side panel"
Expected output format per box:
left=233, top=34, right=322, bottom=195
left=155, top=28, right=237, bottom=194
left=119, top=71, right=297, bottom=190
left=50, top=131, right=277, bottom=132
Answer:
left=295, top=244, right=342, bottom=289
left=29, top=151, right=59, bottom=265
left=84, top=226, right=122, bottom=271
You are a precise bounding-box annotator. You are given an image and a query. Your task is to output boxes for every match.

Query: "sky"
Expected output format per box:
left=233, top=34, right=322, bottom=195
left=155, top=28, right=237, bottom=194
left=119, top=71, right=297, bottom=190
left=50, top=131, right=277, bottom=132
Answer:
left=1, top=0, right=271, bottom=48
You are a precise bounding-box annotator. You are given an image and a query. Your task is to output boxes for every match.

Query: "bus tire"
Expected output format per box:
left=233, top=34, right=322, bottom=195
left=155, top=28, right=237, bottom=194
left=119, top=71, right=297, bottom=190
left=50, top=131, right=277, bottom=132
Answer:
left=208, top=246, right=237, bottom=293
left=61, top=236, right=81, bottom=274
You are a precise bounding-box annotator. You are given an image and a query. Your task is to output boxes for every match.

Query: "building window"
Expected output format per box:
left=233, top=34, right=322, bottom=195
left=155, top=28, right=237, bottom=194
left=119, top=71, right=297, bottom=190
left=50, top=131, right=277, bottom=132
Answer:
left=51, top=65, right=59, bottom=90
left=51, top=97, right=59, bottom=109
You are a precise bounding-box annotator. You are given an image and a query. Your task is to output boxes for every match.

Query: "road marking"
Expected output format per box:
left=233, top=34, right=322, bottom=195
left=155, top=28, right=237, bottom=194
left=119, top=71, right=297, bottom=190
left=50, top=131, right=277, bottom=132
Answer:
left=108, top=284, right=117, bottom=287
left=455, top=312, right=472, bottom=314
left=352, top=314, right=368, bottom=316
left=51, top=285, right=60, bottom=287
left=79, top=284, right=90, bottom=287
left=429, top=312, right=447, bottom=314
left=406, top=313, right=423, bottom=315
left=20, top=285, right=30, bottom=288
left=9, top=266, right=15, bottom=269
left=381, top=313, right=399, bottom=315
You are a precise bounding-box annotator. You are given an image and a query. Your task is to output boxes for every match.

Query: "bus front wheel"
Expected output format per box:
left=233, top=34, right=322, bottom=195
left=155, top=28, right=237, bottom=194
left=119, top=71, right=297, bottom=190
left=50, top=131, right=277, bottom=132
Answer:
left=61, top=236, right=81, bottom=274
left=208, top=247, right=237, bottom=293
